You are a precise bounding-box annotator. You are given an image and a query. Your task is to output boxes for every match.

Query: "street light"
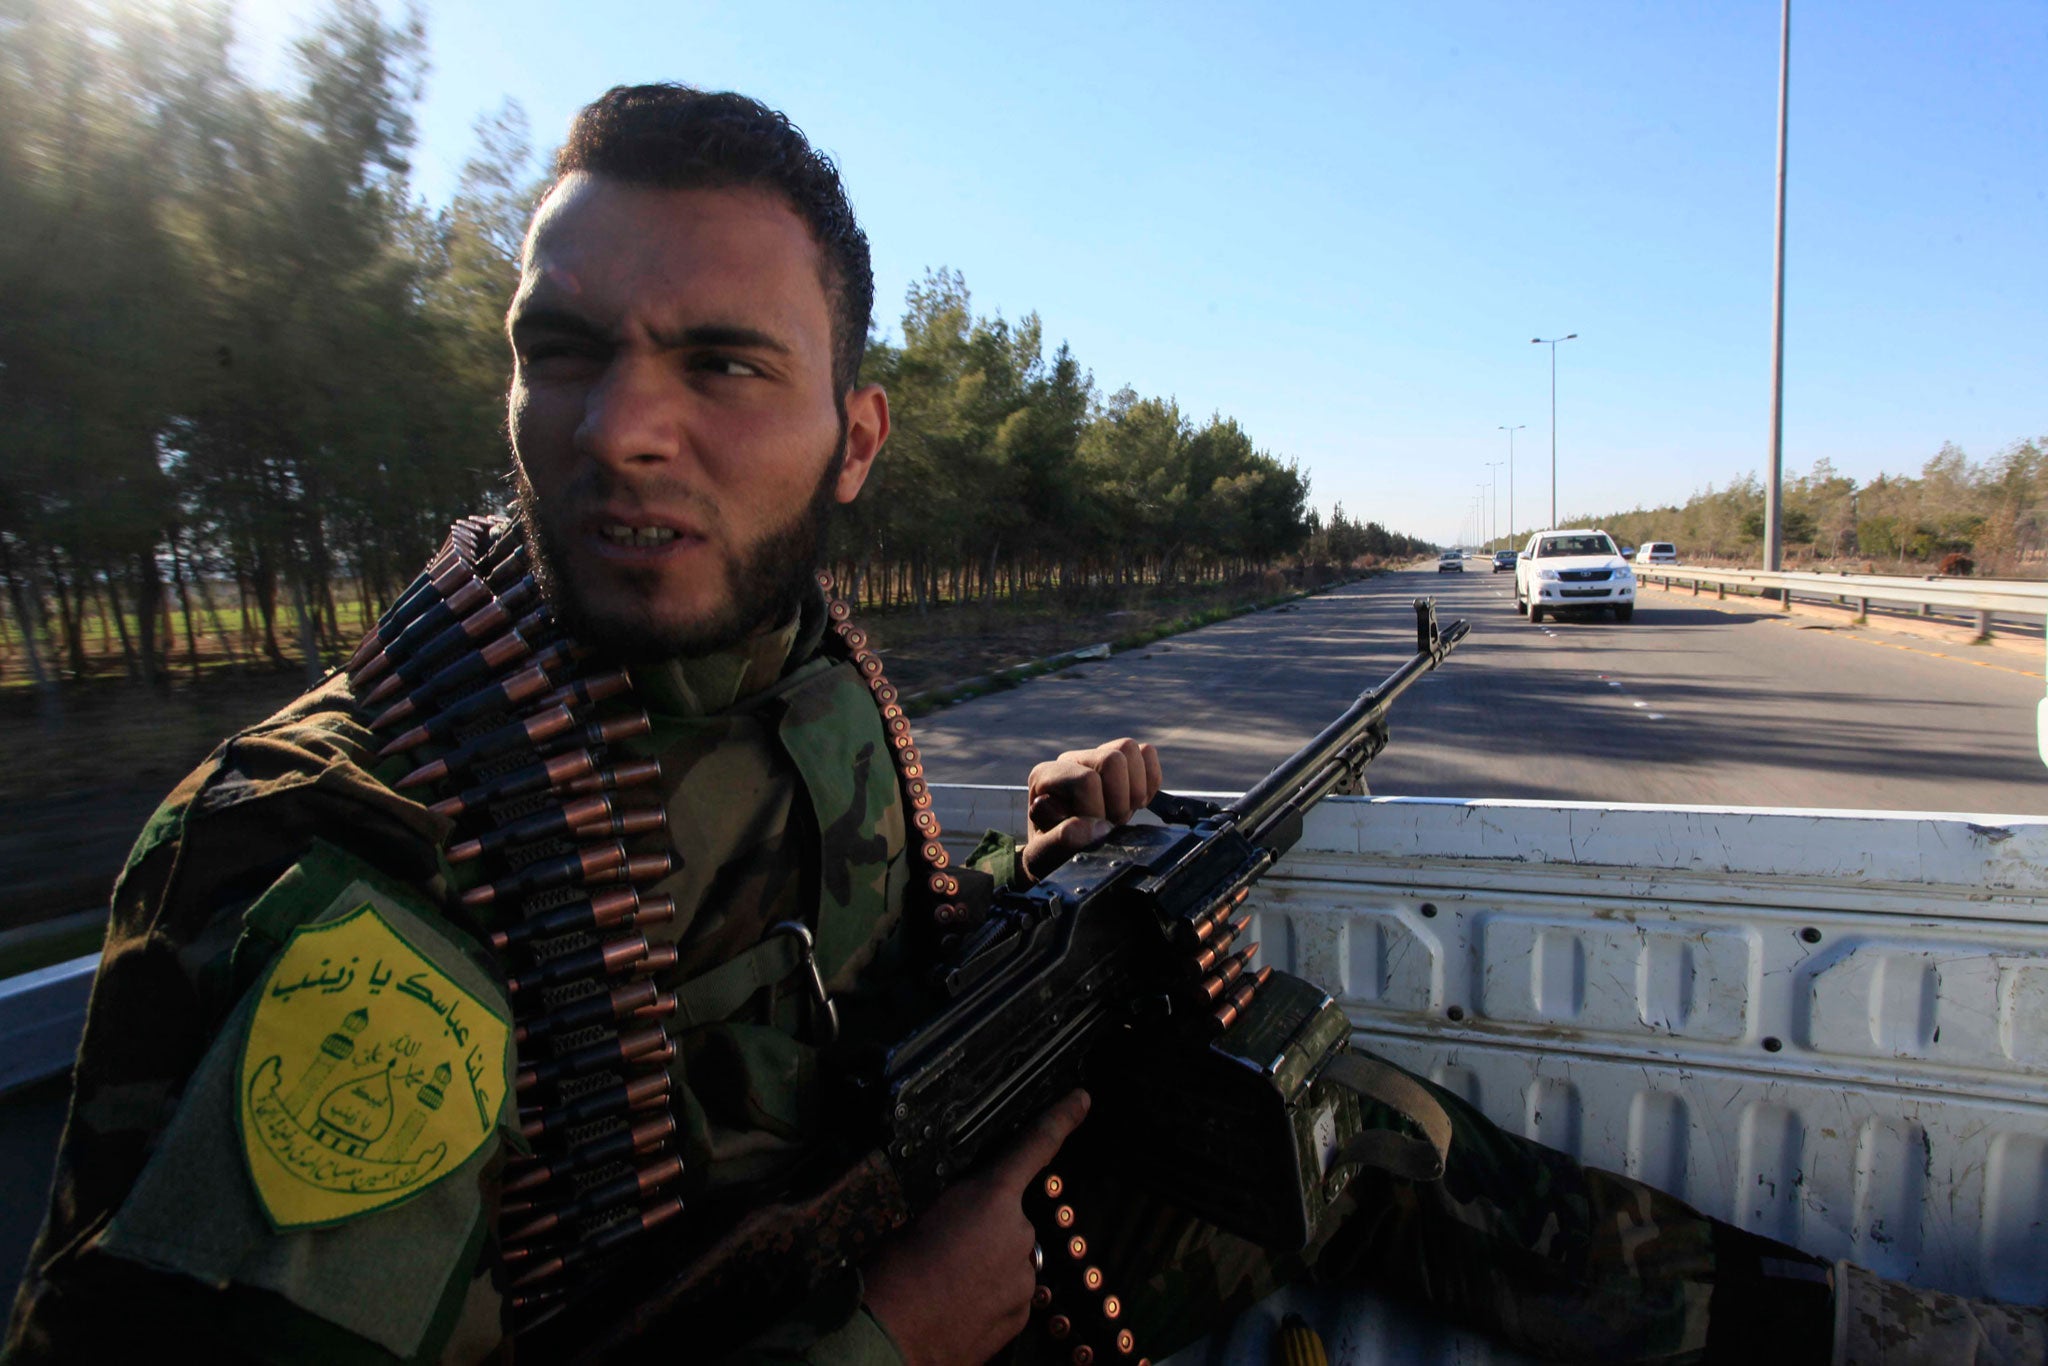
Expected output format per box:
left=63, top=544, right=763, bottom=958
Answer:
left=1530, top=334, right=1577, bottom=526
left=1498, top=425, right=1525, bottom=546
left=1485, top=461, right=1504, bottom=549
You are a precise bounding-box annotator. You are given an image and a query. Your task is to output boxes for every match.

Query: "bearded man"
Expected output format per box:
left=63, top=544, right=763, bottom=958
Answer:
left=7, top=84, right=2029, bottom=1366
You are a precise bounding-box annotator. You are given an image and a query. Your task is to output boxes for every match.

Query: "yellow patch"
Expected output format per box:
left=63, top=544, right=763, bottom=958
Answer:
left=238, top=903, right=509, bottom=1230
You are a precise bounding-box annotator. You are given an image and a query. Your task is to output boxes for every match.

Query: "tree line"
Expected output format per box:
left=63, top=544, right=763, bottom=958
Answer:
left=1565, top=438, right=2048, bottom=574
left=0, top=0, right=1424, bottom=690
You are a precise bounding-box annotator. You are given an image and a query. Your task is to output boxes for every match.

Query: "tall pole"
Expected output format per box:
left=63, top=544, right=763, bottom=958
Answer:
left=1764, top=0, right=1790, bottom=571
left=1485, top=462, right=1504, bottom=547
left=1531, top=335, right=1577, bottom=526
left=1499, top=425, right=1525, bottom=546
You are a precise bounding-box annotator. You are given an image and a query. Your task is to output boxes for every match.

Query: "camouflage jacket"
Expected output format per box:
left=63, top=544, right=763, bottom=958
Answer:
left=5, top=591, right=959, bottom=1365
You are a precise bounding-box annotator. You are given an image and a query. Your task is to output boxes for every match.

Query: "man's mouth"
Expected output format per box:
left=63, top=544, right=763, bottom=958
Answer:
left=582, top=513, right=707, bottom=562
left=599, top=524, right=682, bottom=547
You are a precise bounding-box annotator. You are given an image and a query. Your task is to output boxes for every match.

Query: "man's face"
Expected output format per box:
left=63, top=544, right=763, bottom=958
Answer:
left=506, top=175, right=885, bottom=658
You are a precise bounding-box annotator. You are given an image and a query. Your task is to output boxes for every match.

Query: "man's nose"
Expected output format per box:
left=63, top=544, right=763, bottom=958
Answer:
left=574, top=354, right=691, bottom=471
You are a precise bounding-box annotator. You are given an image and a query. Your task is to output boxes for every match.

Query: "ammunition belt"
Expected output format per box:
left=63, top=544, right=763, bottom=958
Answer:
left=349, top=517, right=961, bottom=1341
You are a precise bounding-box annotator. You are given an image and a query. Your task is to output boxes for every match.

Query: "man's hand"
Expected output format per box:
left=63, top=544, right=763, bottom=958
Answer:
left=1021, top=738, right=1164, bottom=883
left=861, top=1090, right=1091, bottom=1366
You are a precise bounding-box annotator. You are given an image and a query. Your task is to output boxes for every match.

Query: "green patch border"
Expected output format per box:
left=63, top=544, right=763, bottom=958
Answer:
left=236, top=900, right=510, bottom=1234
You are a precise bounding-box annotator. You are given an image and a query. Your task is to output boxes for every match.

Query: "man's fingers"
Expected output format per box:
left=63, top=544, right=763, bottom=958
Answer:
left=989, top=1089, right=1090, bottom=1191
left=1093, top=746, right=1132, bottom=822
left=1021, top=816, right=1114, bottom=882
left=1140, top=742, right=1163, bottom=803
left=1027, top=759, right=1107, bottom=829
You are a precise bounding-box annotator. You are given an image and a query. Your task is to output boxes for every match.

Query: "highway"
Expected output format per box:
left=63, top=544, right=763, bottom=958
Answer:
left=916, top=568, right=2048, bottom=815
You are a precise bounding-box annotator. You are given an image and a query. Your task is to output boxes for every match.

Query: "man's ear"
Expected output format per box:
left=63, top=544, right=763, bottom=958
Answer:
left=836, top=384, right=889, bottom=503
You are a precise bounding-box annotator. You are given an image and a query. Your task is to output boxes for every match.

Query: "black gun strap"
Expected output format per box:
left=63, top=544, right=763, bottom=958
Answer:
left=1321, top=1050, right=1452, bottom=1183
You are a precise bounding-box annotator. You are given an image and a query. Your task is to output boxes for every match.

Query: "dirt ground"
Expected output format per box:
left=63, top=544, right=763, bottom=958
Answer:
left=0, top=579, right=1303, bottom=931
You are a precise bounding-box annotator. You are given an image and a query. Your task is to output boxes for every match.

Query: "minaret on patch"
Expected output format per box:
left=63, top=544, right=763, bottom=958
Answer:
left=284, top=1007, right=369, bottom=1119
left=385, top=1062, right=450, bottom=1161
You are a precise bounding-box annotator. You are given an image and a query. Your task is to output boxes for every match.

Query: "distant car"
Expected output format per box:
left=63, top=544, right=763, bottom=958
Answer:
left=1492, top=550, right=1517, bottom=573
left=1437, top=550, right=1463, bottom=573
left=1638, top=541, right=1678, bottom=565
left=1514, top=528, right=1636, bottom=623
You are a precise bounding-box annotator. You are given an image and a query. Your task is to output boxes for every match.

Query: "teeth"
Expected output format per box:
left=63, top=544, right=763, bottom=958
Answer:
left=601, top=525, right=679, bottom=546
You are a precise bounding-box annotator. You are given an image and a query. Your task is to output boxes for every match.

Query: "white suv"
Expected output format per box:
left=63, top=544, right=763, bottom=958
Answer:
left=1638, top=541, right=1678, bottom=565
left=1515, top=529, right=1637, bottom=623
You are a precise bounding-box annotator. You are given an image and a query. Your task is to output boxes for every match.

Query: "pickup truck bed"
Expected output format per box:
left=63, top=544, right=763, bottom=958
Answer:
left=932, top=788, right=2048, bottom=1362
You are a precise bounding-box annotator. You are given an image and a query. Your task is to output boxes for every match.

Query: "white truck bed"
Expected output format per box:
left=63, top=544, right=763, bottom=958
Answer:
left=932, top=788, right=2048, bottom=1363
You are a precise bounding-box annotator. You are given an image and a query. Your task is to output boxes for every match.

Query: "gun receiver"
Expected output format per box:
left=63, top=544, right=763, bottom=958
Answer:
left=589, top=598, right=1468, bottom=1357
left=880, top=597, right=1469, bottom=1239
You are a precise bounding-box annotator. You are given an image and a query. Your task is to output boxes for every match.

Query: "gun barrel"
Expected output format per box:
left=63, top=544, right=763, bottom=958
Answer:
left=1227, top=599, right=1468, bottom=844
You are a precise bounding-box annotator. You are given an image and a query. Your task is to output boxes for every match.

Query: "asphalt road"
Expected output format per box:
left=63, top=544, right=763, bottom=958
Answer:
left=916, top=568, right=2048, bottom=815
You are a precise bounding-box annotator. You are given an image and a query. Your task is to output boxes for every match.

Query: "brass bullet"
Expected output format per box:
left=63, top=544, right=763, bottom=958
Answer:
left=502, top=1155, right=686, bottom=1244
left=1116, top=1330, right=1135, bottom=1355
left=376, top=641, right=578, bottom=748
left=1101, top=1295, right=1121, bottom=1320
left=533, top=667, right=634, bottom=714
left=1199, top=945, right=1258, bottom=1002
left=1082, top=1265, right=1103, bottom=1290
left=504, top=929, right=648, bottom=994
left=568, top=802, right=667, bottom=844
left=363, top=578, right=541, bottom=700
left=1042, top=1174, right=1063, bottom=1198
left=562, top=757, right=663, bottom=797
left=518, top=1069, right=671, bottom=1141
left=1048, top=1316, right=1072, bottom=1341
left=491, top=888, right=667, bottom=953
left=398, top=704, right=643, bottom=791
left=1073, top=1347, right=1095, bottom=1366
left=516, top=1023, right=673, bottom=1094
left=513, top=979, right=667, bottom=1046
left=428, top=748, right=596, bottom=819
left=462, top=840, right=633, bottom=911
left=1067, top=1235, right=1086, bottom=1260
left=450, top=793, right=623, bottom=863
left=1032, top=1285, right=1053, bottom=1310
left=503, top=1113, right=677, bottom=1195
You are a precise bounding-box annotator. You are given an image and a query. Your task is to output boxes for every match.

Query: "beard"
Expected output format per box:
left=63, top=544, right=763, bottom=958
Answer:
left=512, top=438, right=844, bottom=665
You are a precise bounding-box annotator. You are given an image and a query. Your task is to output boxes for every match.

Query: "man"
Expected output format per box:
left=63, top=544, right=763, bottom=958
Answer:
left=7, top=84, right=2034, bottom=1366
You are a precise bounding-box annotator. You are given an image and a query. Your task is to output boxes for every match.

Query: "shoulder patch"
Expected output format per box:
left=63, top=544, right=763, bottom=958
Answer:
left=238, top=902, right=509, bottom=1231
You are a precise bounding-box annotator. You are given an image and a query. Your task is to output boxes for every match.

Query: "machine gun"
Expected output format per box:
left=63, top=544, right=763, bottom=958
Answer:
left=587, top=598, right=1469, bottom=1358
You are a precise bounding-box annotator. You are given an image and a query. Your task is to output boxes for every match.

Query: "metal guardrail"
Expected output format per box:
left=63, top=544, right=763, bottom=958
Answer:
left=1635, top=565, right=2048, bottom=635
left=0, top=954, right=96, bottom=1096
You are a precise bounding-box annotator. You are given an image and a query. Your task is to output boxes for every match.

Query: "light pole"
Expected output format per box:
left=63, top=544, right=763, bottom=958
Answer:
left=1498, top=425, right=1525, bottom=546
left=1530, top=334, right=1577, bottom=526
left=1485, top=461, right=1504, bottom=548
left=1764, top=0, right=1790, bottom=572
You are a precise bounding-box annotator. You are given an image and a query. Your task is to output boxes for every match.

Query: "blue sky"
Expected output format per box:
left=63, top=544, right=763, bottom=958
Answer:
left=238, top=0, right=2045, bottom=545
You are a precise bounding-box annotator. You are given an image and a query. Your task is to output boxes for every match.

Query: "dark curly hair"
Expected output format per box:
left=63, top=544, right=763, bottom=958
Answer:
left=553, top=84, right=873, bottom=397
